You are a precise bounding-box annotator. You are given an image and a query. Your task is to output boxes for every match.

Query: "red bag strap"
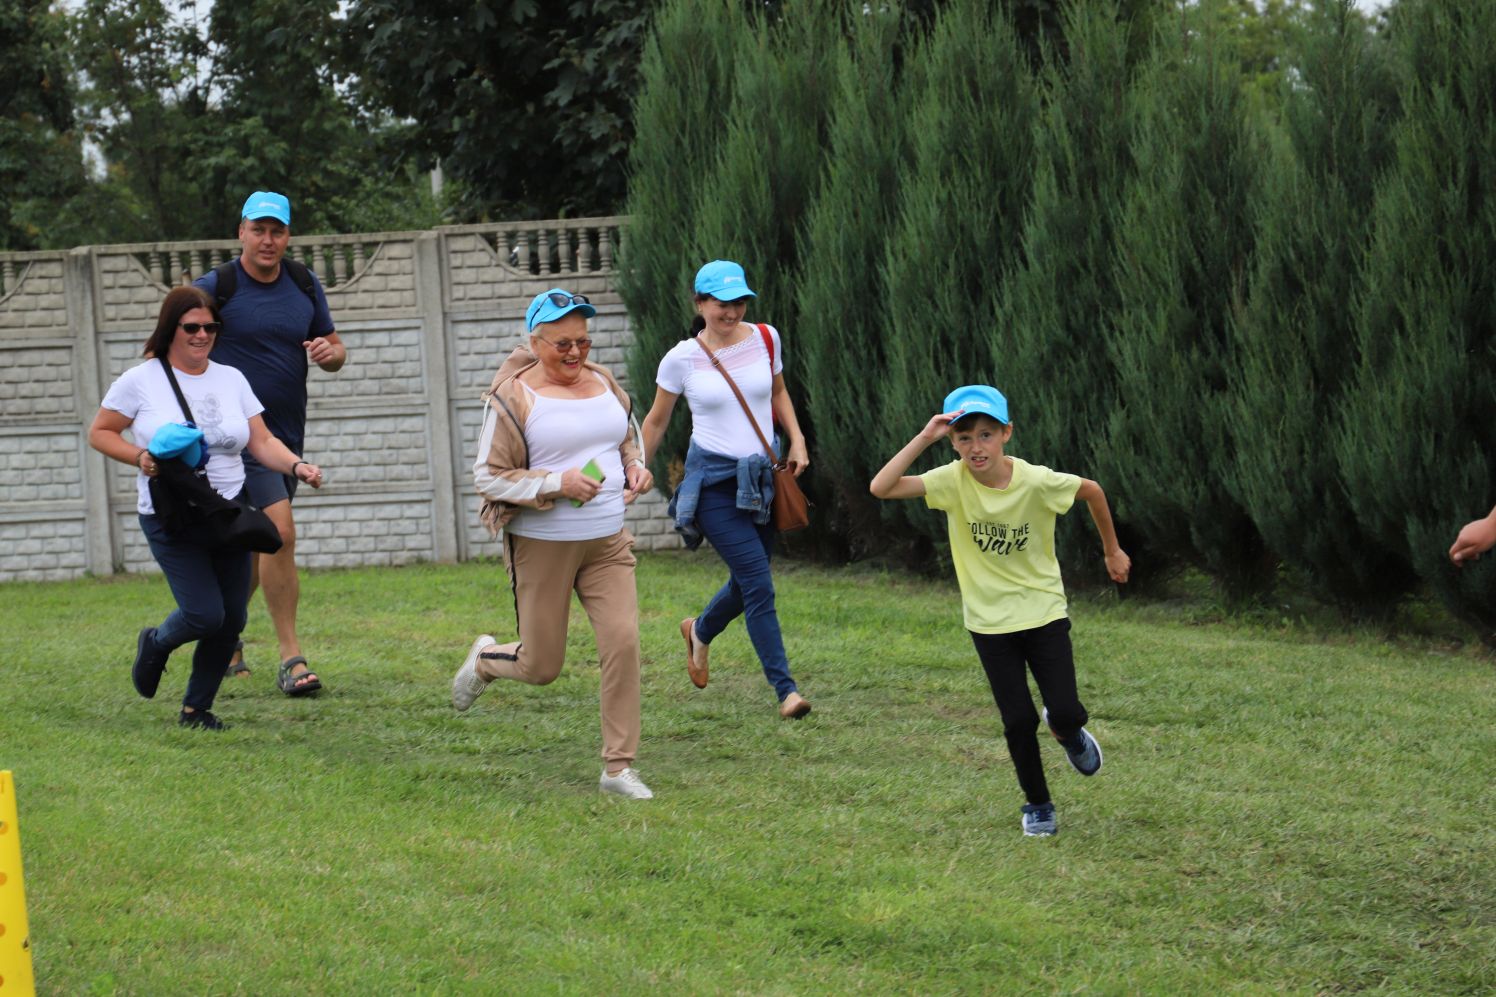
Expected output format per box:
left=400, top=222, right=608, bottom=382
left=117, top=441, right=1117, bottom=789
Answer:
left=693, top=335, right=780, bottom=467
left=756, top=323, right=774, bottom=368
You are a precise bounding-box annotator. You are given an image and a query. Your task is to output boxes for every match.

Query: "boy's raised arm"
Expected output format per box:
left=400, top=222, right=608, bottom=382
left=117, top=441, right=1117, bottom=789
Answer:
left=1075, top=478, right=1131, bottom=583
left=870, top=412, right=962, bottom=500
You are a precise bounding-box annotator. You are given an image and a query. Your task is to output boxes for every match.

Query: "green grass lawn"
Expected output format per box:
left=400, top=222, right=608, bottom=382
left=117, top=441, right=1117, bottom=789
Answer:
left=4, top=552, right=1493, bottom=994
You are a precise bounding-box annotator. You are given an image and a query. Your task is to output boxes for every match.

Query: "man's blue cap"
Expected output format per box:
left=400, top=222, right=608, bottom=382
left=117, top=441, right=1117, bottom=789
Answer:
left=526, top=288, right=597, bottom=332
left=241, top=191, right=291, bottom=225
left=943, top=385, right=1010, bottom=425
left=694, top=260, right=756, bottom=301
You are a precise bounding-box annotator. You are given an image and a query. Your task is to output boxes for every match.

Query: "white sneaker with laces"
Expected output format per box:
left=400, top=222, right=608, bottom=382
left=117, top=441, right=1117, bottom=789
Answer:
left=452, top=634, right=495, bottom=711
left=599, top=767, right=654, bottom=799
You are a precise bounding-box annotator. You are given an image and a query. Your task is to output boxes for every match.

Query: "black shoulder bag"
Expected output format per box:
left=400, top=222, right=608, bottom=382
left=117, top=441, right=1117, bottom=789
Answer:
left=147, top=358, right=284, bottom=554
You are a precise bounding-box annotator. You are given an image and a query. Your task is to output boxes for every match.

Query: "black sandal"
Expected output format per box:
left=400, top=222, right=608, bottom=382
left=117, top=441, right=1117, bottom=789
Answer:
left=225, top=639, right=250, bottom=678
left=277, top=656, right=322, bottom=697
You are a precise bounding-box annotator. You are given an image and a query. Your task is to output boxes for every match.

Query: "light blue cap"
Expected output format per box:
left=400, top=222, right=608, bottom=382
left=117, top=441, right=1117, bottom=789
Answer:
left=148, top=422, right=206, bottom=469
left=526, top=288, right=597, bottom=332
left=693, top=260, right=756, bottom=301
left=943, top=385, right=1010, bottom=425
left=240, top=191, right=291, bottom=225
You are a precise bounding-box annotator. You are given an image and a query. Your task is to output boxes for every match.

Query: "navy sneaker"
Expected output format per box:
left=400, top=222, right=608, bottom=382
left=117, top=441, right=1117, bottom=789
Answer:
left=132, top=627, right=169, bottom=699
left=178, top=709, right=227, bottom=731
left=1021, top=802, right=1057, bottom=837
left=1043, top=707, right=1103, bottom=776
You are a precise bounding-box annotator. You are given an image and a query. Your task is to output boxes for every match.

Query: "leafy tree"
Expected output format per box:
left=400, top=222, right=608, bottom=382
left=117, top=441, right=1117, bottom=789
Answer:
left=0, top=0, right=93, bottom=249
left=1336, top=0, right=1496, bottom=642
left=70, top=0, right=220, bottom=240
left=1226, top=0, right=1404, bottom=614
left=206, top=0, right=439, bottom=236
left=65, top=0, right=437, bottom=242
left=343, top=0, right=656, bottom=221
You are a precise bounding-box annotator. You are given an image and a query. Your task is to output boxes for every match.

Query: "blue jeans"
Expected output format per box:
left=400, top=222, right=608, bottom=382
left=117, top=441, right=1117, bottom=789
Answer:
left=139, top=513, right=252, bottom=711
left=694, top=479, right=797, bottom=701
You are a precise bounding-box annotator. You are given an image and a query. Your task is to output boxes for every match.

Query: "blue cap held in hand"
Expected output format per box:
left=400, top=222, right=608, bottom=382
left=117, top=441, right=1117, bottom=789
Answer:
left=148, top=422, right=207, bottom=469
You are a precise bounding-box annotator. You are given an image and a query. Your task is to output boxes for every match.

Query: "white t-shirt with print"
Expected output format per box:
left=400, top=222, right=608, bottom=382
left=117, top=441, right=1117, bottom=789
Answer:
left=101, top=360, right=264, bottom=514
left=655, top=326, right=783, bottom=459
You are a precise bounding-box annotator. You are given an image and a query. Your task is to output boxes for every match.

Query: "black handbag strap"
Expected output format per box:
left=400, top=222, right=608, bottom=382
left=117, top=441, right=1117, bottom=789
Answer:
left=693, top=335, right=781, bottom=469
left=158, top=356, right=196, bottom=425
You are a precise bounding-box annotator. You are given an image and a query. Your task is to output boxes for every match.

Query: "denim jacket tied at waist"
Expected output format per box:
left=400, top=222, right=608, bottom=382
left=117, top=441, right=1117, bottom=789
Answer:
left=668, top=441, right=775, bottom=550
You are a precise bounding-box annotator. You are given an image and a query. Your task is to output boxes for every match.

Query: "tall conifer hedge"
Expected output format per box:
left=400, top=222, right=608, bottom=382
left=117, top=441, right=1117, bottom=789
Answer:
left=1226, top=0, right=1405, bottom=614
left=794, top=9, right=915, bottom=557
left=618, top=0, right=747, bottom=474
left=876, top=1, right=1038, bottom=554
left=1098, top=1, right=1268, bottom=598
left=997, top=0, right=1141, bottom=579
left=1336, top=0, right=1496, bottom=640
left=617, top=0, right=1496, bottom=642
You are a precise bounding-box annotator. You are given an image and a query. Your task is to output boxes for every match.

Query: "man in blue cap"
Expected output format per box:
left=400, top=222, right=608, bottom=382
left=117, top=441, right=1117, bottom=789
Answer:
left=193, top=190, right=347, bottom=695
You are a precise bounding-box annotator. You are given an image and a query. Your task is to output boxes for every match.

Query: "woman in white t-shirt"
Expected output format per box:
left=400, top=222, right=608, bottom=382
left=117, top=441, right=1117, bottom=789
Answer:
left=453, top=288, right=657, bottom=800
left=639, top=260, right=813, bottom=719
left=88, top=287, right=323, bottom=731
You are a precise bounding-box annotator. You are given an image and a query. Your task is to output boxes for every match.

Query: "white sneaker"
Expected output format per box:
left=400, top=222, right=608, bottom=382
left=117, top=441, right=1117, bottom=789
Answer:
left=452, top=634, right=495, bottom=711
left=599, top=767, right=654, bottom=800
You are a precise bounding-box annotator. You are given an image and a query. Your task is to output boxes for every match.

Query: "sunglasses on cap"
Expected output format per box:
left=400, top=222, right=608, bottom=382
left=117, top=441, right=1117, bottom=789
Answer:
left=537, top=336, right=592, bottom=353
left=544, top=292, right=589, bottom=309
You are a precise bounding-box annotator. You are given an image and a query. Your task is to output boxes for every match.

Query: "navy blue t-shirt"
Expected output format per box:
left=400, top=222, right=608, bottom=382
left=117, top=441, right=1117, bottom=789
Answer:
left=195, top=259, right=334, bottom=454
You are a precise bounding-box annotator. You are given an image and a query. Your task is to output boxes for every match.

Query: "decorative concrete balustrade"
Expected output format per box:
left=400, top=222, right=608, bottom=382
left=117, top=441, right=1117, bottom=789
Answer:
left=0, top=218, right=676, bottom=583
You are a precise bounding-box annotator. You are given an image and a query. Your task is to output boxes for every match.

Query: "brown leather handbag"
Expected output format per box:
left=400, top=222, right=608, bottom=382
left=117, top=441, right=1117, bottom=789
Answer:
left=693, top=334, right=810, bottom=532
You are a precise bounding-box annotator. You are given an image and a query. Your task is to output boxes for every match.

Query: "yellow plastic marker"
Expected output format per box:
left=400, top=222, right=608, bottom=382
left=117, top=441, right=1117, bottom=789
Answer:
left=0, top=771, right=35, bottom=995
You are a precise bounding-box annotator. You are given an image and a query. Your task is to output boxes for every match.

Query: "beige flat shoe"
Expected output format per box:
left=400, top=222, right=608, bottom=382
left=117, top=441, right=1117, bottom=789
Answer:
left=779, top=691, right=811, bottom=719
left=680, top=617, right=709, bottom=689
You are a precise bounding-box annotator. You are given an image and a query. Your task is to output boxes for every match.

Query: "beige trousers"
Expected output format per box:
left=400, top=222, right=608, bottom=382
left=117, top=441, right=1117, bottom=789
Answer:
left=478, top=528, right=641, bottom=768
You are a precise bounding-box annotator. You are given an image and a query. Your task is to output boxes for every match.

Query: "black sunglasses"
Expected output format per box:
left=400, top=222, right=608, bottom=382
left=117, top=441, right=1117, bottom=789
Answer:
left=545, top=292, right=589, bottom=308
left=180, top=322, right=223, bottom=334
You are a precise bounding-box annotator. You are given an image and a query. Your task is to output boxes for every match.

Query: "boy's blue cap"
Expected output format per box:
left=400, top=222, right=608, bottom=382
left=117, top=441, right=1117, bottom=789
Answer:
left=943, top=385, right=1010, bottom=425
left=241, top=191, right=291, bottom=225
left=694, top=260, right=756, bottom=301
left=526, top=288, right=597, bottom=332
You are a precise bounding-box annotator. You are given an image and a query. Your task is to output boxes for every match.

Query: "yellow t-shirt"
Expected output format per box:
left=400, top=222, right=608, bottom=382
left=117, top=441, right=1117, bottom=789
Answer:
left=921, top=456, right=1081, bottom=634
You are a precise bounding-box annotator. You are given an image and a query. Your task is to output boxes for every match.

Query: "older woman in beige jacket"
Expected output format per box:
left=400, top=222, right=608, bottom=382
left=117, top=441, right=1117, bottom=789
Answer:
left=451, top=288, right=655, bottom=799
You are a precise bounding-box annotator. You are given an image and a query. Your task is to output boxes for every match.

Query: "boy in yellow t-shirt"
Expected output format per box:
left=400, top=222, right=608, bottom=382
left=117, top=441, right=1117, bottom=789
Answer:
left=870, top=385, right=1131, bottom=837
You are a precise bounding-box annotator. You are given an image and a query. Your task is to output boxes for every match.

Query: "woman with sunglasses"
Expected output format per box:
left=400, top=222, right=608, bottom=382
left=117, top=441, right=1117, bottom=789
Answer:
left=88, top=286, right=324, bottom=730
left=453, top=288, right=657, bottom=799
left=639, top=260, right=813, bottom=719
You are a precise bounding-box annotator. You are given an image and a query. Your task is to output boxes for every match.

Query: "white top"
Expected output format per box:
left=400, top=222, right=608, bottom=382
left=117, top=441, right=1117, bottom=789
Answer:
left=100, top=360, right=264, bottom=514
left=655, top=326, right=783, bottom=458
left=505, top=378, right=628, bottom=541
